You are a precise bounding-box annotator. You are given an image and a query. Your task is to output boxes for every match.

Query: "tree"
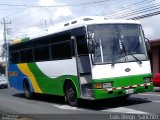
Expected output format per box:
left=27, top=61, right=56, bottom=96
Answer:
left=0, top=64, right=5, bottom=75
left=0, top=43, right=6, bottom=59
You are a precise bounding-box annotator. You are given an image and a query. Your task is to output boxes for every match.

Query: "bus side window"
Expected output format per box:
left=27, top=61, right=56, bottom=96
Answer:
left=10, top=52, right=20, bottom=64
left=34, top=46, right=50, bottom=62
left=20, top=49, right=33, bottom=63
left=51, top=41, right=72, bottom=60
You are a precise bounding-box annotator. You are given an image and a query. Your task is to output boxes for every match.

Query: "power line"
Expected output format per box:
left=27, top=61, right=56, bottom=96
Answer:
left=0, top=0, right=113, bottom=21
left=9, top=7, right=48, bottom=22
left=0, top=0, right=112, bottom=8
left=48, top=0, right=120, bottom=24
left=107, top=3, right=160, bottom=19
left=12, top=29, right=48, bottom=38
left=94, top=0, right=160, bottom=20
left=116, top=6, right=160, bottom=19
left=0, top=8, right=22, bottom=10
left=5, top=7, right=31, bottom=18
left=104, top=1, right=159, bottom=18
left=128, top=10, right=160, bottom=20
left=97, top=0, right=156, bottom=16
left=4, top=0, right=160, bottom=39
left=2, top=0, right=124, bottom=26
left=3, top=0, right=115, bottom=22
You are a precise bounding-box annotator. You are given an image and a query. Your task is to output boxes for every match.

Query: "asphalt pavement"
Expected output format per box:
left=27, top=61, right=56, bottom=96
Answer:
left=0, top=87, right=160, bottom=120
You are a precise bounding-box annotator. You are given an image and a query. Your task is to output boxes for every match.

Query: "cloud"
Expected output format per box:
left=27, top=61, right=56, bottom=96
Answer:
left=153, top=0, right=160, bottom=4
left=140, top=15, right=160, bottom=40
left=26, top=26, right=48, bottom=38
left=38, top=0, right=56, bottom=6
left=38, top=0, right=72, bottom=20
left=139, top=0, right=160, bottom=40
left=52, top=7, right=72, bottom=20
left=11, top=0, right=72, bottom=39
left=142, top=26, right=154, bottom=39
left=4, top=0, right=159, bottom=40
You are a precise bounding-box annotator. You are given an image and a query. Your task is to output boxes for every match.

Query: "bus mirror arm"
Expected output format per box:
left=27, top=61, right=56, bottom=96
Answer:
left=88, top=38, right=98, bottom=54
left=145, top=37, right=150, bottom=51
left=88, top=39, right=95, bottom=54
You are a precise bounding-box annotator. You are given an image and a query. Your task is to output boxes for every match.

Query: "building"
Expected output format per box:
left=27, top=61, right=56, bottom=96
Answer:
left=150, top=38, right=160, bottom=75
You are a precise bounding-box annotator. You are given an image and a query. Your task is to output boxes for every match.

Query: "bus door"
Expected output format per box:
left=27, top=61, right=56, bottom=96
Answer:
left=72, top=35, right=93, bottom=98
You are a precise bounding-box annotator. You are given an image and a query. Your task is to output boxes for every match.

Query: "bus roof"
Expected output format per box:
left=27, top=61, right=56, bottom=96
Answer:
left=47, top=16, right=140, bottom=34
left=11, top=16, right=140, bottom=45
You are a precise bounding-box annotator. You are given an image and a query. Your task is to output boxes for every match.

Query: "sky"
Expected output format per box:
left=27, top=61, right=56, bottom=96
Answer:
left=0, top=0, right=160, bottom=61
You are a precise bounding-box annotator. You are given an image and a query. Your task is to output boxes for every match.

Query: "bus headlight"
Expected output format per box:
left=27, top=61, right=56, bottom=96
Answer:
left=144, top=77, right=151, bottom=83
left=102, top=82, right=112, bottom=88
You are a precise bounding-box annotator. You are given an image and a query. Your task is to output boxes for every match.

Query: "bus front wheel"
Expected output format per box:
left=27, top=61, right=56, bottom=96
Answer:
left=64, top=81, right=79, bottom=107
left=23, top=80, right=33, bottom=99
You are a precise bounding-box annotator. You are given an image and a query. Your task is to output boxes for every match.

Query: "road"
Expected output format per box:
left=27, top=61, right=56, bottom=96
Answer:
left=0, top=87, right=160, bottom=120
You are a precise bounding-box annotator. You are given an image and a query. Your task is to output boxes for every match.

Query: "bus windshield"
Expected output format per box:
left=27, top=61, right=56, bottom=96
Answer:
left=87, top=24, right=148, bottom=65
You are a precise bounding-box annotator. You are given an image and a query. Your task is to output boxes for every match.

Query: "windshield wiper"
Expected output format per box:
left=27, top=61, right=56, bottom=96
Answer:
left=120, top=38, right=142, bottom=64
left=118, top=37, right=142, bottom=64
left=128, top=53, right=142, bottom=64
left=111, top=59, right=115, bottom=67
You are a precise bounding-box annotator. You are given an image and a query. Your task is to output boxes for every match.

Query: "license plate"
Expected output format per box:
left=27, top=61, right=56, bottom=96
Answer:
left=102, top=83, right=111, bottom=88
left=126, top=89, right=134, bottom=94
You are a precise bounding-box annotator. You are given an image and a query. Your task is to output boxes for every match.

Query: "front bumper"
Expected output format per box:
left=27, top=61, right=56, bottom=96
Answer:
left=93, top=82, right=153, bottom=99
left=0, top=81, right=8, bottom=87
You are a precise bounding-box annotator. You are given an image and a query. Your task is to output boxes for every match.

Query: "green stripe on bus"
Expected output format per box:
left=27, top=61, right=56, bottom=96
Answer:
left=27, top=63, right=80, bottom=96
left=93, top=73, right=152, bottom=87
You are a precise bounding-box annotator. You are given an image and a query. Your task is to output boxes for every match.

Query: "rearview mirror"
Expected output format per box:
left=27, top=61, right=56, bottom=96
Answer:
left=88, top=39, right=95, bottom=53
left=145, top=38, right=150, bottom=51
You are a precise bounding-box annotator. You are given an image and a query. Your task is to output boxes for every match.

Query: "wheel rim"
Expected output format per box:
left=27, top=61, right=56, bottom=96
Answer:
left=67, top=88, right=76, bottom=103
left=24, top=83, right=30, bottom=98
left=65, top=83, right=78, bottom=106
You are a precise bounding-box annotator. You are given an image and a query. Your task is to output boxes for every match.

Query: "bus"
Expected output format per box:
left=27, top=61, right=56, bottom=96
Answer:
left=8, top=16, right=153, bottom=106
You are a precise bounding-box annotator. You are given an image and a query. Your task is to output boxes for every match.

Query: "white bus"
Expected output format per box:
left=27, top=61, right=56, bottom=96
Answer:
left=9, top=16, right=153, bottom=106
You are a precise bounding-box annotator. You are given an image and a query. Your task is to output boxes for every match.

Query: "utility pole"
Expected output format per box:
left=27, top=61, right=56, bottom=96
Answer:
left=1, top=18, right=11, bottom=82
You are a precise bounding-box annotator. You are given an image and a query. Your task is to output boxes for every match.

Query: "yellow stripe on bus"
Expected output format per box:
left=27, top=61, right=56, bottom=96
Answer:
left=17, top=63, right=43, bottom=93
left=11, top=39, right=22, bottom=44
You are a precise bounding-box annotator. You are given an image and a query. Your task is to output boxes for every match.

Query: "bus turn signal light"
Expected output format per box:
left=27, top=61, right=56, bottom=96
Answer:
left=94, top=83, right=102, bottom=89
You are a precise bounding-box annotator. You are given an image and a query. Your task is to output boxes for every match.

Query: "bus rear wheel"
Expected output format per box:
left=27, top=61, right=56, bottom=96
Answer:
left=65, top=82, right=79, bottom=107
left=23, top=80, right=33, bottom=99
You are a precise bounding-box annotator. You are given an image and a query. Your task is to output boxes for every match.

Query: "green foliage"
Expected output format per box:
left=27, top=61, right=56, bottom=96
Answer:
left=0, top=64, right=5, bottom=74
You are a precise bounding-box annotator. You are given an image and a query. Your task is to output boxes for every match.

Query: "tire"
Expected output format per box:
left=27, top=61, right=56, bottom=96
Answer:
left=4, top=84, right=8, bottom=89
left=65, top=82, right=79, bottom=107
left=23, top=80, right=33, bottom=99
left=123, top=94, right=130, bottom=99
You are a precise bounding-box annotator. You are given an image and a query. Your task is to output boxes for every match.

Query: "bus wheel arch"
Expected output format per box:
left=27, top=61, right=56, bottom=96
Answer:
left=63, top=79, right=79, bottom=106
left=23, top=78, right=34, bottom=99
